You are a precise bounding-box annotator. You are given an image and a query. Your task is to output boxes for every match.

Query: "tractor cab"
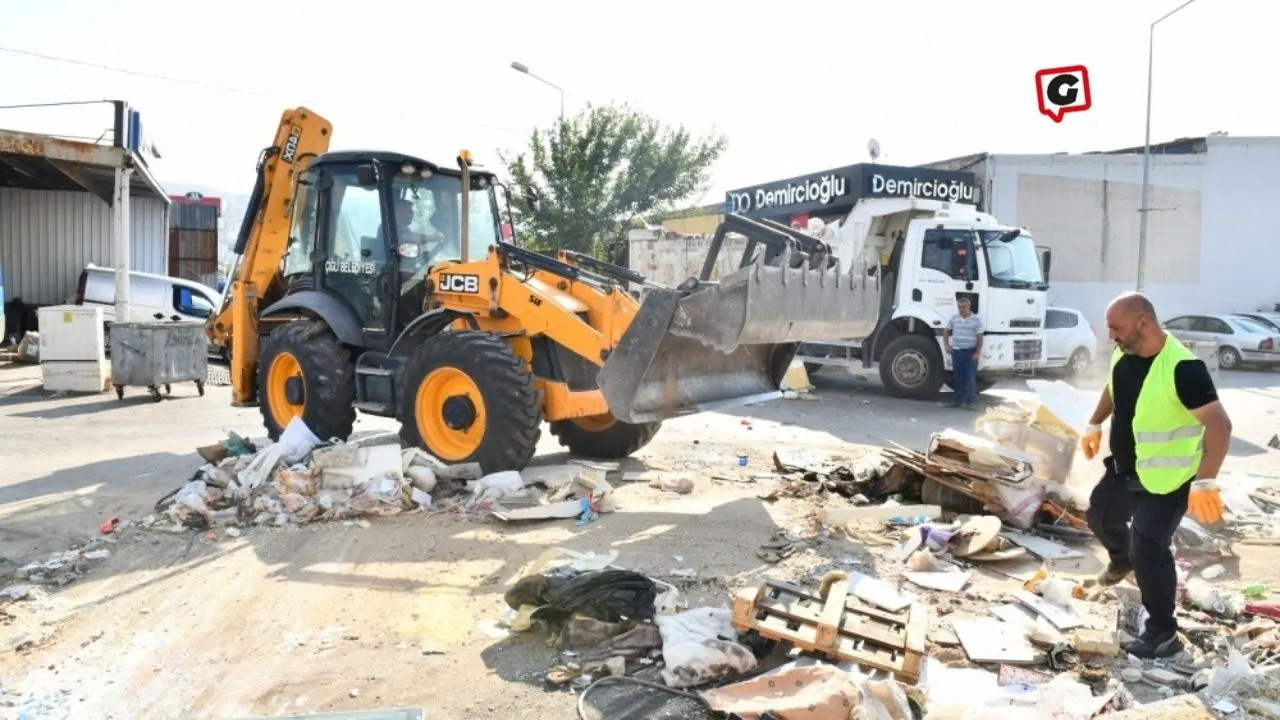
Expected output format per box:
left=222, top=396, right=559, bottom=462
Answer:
left=280, top=150, right=504, bottom=346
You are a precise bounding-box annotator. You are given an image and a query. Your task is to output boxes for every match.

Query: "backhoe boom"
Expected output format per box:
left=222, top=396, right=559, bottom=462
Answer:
left=205, top=108, right=332, bottom=405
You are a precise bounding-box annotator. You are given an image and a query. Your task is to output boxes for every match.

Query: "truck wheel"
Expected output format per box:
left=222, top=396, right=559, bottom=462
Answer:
left=398, top=331, right=542, bottom=474
left=879, top=334, right=943, bottom=399
left=257, top=319, right=357, bottom=441
left=549, top=414, right=662, bottom=459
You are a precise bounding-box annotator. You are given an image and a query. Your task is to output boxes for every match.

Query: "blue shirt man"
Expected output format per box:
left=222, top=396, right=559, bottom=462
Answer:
left=944, top=297, right=984, bottom=409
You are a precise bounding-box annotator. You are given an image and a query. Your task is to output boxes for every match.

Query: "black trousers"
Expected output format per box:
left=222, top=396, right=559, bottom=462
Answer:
left=1085, top=456, right=1191, bottom=638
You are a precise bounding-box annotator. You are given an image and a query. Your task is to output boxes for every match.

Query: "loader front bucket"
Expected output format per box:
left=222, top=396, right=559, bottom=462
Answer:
left=597, top=228, right=873, bottom=424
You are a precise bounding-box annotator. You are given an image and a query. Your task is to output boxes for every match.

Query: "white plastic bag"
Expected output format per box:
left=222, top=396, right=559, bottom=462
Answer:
left=278, top=416, right=321, bottom=463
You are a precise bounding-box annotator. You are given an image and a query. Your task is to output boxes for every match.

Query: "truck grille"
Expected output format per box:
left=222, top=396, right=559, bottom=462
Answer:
left=1014, top=339, right=1042, bottom=362
left=1009, top=318, right=1042, bottom=329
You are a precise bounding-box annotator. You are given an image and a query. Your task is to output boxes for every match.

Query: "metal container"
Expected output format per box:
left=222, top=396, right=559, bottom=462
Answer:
left=110, top=320, right=209, bottom=401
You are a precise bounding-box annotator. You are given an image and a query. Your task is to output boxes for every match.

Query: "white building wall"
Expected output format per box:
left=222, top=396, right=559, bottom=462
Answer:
left=0, top=189, right=168, bottom=305
left=986, top=136, right=1280, bottom=327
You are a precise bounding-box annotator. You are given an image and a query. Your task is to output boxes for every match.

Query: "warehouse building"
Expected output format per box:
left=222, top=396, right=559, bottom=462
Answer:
left=920, top=134, right=1280, bottom=325
left=0, top=105, right=169, bottom=340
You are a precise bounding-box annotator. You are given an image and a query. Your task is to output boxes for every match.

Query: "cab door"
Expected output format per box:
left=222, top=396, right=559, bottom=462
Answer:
left=316, top=163, right=397, bottom=349
left=916, top=227, right=980, bottom=312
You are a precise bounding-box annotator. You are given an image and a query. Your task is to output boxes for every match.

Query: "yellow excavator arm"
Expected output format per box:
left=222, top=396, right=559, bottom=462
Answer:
left=206, top=107, right=332, bottom=405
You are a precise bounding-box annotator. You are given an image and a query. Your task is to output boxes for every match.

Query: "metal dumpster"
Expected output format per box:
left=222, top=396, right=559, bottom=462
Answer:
left=110, top=321, right=209, bottom=401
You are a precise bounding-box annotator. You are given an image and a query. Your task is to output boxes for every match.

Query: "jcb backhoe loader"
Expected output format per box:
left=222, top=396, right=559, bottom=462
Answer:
left=207, top=107, right=868, bottom=473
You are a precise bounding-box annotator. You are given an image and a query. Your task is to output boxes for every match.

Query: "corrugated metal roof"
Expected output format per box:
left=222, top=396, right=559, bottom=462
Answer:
left=169, top=201, right=219, bottom=230
left=0, top=188, right=167, bottom=305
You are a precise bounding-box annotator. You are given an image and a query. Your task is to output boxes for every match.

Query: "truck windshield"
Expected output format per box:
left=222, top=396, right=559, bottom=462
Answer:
left=392, top=173, right=500, bottom=265
left=978, top=230, right=1045, bottom=289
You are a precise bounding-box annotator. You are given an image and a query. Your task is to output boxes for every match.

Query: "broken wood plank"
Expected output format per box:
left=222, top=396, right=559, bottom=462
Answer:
left=729, top=573, right=923, bottom=684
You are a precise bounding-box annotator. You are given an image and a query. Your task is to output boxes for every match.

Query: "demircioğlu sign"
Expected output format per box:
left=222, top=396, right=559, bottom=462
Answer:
left=725, top=163, right=978, bottom=219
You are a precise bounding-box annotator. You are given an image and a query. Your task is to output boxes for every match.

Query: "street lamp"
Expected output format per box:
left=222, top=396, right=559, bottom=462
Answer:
left=1137, top=0, right=1200, bottom=291
left=510, top=61, right=564, bottom=120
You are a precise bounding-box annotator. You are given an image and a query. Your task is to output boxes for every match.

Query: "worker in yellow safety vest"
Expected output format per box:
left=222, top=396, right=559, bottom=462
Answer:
left=1081, top=292, right=1232, bottom=659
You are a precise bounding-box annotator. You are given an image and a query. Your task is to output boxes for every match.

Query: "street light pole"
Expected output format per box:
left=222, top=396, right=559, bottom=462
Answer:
left=510, top=61, right=564, bottom=120
left=1137, top=0, right=1200, bottom=292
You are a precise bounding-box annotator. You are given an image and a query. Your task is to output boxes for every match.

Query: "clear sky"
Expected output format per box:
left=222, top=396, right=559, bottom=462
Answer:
left=1, top=0, right=1274, bottom=205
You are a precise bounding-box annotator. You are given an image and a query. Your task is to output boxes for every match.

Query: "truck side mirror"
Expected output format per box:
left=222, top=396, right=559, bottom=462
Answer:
left=356, top=163, right=379, bottom=188
left=1040, top=247, right=1053, bottom=281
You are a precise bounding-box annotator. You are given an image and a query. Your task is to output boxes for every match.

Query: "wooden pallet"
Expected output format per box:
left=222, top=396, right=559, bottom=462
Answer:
left=731, top=571, right=927, bottom=684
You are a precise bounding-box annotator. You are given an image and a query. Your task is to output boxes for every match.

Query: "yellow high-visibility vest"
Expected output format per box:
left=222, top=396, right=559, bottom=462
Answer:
left=1108, top=335, right=1204, bottom=494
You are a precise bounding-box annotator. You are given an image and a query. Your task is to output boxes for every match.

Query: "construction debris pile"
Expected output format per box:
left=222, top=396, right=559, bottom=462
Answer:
left=155, top=418, right=619, bottom=531
left=493, top=547, right=924, bottom=719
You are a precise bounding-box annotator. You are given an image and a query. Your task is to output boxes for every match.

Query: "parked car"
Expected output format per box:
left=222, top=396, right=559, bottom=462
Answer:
left=74, top=264, right=221, bottom=357
left=1234, top=312, right=1280, bottom=334
left=1162, top=313, right=1280, bottom=370
left=1044, top=307, right=1098, bottom=376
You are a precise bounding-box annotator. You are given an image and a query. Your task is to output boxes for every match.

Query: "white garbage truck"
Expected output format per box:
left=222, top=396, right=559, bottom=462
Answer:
left=628, top=195, right=1050, bottom=400
left=794, top=196, right=1050, bottom=398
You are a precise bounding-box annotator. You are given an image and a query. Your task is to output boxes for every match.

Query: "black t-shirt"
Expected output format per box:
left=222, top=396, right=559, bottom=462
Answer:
left=1109, top=354, right=1218, bottom=473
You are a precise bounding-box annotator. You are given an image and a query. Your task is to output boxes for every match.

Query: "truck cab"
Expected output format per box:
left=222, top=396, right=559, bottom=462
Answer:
left=801, top=197, right=1049, bottom=398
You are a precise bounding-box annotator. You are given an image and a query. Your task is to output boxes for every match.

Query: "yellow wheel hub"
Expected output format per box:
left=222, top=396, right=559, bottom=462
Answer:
left=572, top=414, right=617, bottom=433
left=416, top=367, right=487, bottom=461
left=266, top=351, right=305, bottom=429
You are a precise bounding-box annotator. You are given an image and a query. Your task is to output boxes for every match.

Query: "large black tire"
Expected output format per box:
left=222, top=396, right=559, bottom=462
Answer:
left=257, top=319, right=356, bottom=441
left=398, top=331, right=542, bottom=474
left=549, top=416, right=662, bottom=460
left=879, top=334, right=944, bottom=400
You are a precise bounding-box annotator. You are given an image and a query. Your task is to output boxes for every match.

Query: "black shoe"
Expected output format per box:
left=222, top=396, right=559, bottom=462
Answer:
left=1125, top=631, right=1183, bottom=659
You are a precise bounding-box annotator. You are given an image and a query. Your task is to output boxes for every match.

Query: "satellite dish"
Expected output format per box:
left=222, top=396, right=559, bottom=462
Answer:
left=868, top=138, right=881, bottom=162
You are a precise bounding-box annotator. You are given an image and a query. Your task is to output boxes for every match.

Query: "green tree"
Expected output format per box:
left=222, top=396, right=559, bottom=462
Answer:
left=500, top=103, right=726, bottom=258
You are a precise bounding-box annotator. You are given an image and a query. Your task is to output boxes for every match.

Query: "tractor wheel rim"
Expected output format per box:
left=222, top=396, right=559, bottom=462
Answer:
left=266, top=352, right=305, bottom=428
left=416, top=367, right=486, bottom=461
left=572, top=414, right=617, bottom=433
left=893, top=350, right=928, bottom=387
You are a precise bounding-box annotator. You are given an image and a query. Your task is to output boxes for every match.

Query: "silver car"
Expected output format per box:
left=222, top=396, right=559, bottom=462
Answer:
left=1235, top=312, right=1280, bottom=334
left=1163, top=313, right=1280, bottom=370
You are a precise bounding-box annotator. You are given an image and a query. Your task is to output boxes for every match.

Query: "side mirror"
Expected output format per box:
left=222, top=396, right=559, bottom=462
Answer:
left=356, top=163, right=379, bottom=188
left=1040, top=246, right=1053, bottom=282
left=523, top=186, right=542, bottom=213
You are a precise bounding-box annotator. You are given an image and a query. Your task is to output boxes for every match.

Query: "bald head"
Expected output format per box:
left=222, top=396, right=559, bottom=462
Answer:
left=1107, top=292, right=1158, bottom=324
left=1105, top=291, right=1164, bottom=356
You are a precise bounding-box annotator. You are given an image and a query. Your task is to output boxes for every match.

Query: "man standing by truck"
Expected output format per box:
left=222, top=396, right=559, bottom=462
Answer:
left=943, top=296, right=983, bottom=409
left=1081, top=292, right=1231, bottom=659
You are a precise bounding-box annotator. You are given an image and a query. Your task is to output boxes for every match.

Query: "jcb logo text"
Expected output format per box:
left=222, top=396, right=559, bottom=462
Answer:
left=440, top=274, right=480, bottom=294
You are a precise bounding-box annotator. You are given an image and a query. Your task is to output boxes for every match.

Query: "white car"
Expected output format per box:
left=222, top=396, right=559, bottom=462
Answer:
left=1163, top=313, right=1280, bottom=370
left=1044, top=307, right=1098, bottom=376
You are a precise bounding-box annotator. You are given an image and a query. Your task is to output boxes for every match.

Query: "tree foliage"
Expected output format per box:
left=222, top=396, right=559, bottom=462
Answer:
left=500, top=103, right=726, bottom=257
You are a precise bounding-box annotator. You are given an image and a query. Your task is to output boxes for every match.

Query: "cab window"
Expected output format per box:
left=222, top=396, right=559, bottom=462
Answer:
left=921, top=228, right=979, bottom=281
left=174, top=287, right=215, bottom=318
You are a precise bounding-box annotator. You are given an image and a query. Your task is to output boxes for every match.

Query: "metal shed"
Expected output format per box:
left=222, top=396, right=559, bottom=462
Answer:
left=0, top=122, right=170, bottom=338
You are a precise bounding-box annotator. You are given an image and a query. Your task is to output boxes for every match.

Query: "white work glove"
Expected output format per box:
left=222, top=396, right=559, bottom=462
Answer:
left=1081, top=423, right=1102, bottom=460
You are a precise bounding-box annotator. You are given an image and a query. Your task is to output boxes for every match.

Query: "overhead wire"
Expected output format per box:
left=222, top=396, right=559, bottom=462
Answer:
left=0, top=45, right=533, bottom=136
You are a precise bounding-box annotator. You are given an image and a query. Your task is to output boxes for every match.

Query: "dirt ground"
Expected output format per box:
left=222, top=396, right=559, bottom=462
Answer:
left=2, top=360, right=1279, bottom=719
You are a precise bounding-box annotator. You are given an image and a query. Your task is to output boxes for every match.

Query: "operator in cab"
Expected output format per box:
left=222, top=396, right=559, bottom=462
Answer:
left=1082, top=291, right=1232, bottom=659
